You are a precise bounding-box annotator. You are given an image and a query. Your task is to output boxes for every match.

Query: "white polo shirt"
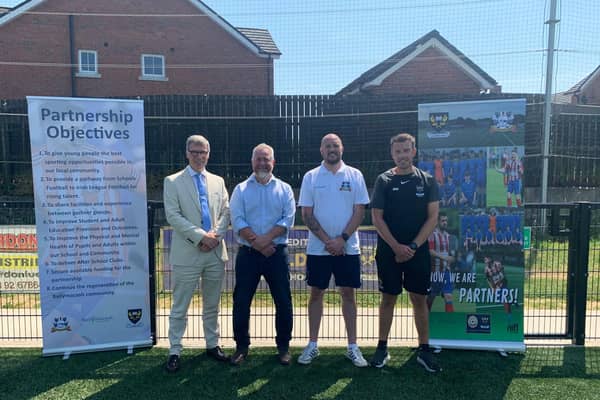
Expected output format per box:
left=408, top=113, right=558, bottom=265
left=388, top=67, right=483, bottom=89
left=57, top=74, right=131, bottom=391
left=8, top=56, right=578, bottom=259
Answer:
left=298, top=161, right=369, bottom=255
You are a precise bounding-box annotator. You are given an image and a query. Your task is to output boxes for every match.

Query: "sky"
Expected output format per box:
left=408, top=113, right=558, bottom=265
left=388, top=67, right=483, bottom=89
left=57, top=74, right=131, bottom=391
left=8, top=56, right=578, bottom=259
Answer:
left=2, top=0, right=598, bottom=96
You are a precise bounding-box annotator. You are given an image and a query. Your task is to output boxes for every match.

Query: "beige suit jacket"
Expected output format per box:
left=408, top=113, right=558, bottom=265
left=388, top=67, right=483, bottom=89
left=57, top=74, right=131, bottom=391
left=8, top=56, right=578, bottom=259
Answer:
left=163, top=166, right=230, bottom=266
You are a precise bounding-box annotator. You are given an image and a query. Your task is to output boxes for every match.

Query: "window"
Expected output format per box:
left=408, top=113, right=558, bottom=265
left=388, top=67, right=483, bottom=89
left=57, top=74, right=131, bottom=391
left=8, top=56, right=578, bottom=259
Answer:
left=78, top=50, right=98, bottom=76
left=141, top=54, right=166, bottom=80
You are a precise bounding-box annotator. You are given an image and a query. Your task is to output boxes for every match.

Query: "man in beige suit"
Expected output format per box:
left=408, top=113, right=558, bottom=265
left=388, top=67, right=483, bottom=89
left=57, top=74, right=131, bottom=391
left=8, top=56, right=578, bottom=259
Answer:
left=163, top=134, right=231, bottom=373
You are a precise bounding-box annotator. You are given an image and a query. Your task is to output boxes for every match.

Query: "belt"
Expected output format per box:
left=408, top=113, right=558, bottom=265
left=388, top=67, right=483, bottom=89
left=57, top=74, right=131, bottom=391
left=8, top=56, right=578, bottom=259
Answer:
left=240, top=244, right=287, bottom=253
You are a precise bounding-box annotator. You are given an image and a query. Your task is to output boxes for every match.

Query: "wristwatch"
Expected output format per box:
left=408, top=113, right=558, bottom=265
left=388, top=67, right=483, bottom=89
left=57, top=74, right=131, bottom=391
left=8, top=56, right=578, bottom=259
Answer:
left=409, top=242, right=418, bottom=250
left=341, top=232, right=350, bottom=242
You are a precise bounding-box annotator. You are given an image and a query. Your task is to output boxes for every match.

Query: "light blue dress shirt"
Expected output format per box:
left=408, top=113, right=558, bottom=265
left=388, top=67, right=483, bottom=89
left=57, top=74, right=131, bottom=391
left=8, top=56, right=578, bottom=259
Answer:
left=230, top=174, right=296, bottom=246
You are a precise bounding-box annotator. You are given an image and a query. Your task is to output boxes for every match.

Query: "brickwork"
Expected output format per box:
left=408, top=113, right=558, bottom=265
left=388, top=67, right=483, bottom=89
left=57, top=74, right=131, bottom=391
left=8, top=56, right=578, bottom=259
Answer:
left=0, top=0, right=274, bottom=99
left=366, top=47, right=487, bottom=96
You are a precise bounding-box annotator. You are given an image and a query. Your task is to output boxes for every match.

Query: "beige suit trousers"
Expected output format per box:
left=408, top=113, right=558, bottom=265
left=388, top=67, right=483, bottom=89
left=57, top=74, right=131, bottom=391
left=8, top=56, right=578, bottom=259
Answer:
left=168, top=252, right=225, bottom=355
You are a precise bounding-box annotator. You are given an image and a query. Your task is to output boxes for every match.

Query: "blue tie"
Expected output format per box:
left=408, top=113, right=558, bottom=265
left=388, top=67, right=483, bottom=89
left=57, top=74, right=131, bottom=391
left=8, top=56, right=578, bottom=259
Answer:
left=194, top=173, right=212, bottom=231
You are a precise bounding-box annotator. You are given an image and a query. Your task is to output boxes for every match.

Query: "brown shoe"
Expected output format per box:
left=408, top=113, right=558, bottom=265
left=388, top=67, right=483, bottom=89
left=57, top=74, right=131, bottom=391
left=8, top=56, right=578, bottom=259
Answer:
left=230, top=348, right=248, bottom=366
left=278, top=350, right=292, bottom=366
left=165, top=354, right=180, bottom=373
left=206, top=346, right=229, bottom=362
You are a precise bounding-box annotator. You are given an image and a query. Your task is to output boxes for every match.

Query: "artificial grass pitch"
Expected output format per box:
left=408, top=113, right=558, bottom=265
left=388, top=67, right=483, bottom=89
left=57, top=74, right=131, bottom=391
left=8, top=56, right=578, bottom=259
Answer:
left=1, top=346, right=599, bottom=400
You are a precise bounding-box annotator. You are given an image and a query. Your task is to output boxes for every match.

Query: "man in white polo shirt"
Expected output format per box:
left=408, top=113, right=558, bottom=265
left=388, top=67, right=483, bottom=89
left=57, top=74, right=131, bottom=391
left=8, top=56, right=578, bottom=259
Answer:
left=297, top=133, right=370, bottom=367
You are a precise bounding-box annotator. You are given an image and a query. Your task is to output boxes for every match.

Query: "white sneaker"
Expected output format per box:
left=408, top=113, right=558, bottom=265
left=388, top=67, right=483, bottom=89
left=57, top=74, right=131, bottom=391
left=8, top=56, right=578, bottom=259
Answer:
left=346, top=346, right=368, bottom=367
left=297, top=345, right=320, bottom=365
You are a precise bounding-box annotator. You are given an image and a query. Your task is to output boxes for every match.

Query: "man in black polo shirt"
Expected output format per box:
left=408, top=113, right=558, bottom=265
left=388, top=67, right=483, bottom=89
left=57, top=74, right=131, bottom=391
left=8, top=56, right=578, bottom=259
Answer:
left=369, top=133, right=441, bottom=372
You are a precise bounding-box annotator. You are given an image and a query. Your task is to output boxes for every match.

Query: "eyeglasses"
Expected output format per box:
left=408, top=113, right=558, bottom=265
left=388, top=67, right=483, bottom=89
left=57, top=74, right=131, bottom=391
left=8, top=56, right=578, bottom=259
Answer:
left=188, top=150, right=209, bottom=156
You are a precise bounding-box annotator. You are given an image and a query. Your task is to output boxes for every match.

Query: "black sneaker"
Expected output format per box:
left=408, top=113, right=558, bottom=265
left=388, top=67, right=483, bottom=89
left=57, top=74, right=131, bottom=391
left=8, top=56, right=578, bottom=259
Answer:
left=416, top=349, right=442, bottom=372
left=165, top=354, right=180, bottom=373
left=370, top=348, right=391, bottom=368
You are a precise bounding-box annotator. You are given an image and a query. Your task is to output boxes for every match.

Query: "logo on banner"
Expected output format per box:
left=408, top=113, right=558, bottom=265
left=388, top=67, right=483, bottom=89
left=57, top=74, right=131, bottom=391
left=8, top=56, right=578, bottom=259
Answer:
left=490, top=111, right=517, bottom=133
left=466, top=314, right=491, bottom=333
left=51, top=316, right=71, bottom=332
left=128, top=309, right=143, bottom=324
left=427, top=112, right=450, bottom=138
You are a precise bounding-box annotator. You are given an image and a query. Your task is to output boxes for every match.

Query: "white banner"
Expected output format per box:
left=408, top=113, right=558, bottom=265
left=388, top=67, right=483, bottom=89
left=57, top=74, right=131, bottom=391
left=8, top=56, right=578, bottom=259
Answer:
left=27, top=96, right=151, bottom=356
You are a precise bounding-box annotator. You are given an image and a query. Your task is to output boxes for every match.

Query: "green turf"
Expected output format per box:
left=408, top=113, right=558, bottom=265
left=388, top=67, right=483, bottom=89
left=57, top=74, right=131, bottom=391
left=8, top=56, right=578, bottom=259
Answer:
left=1, top=347, right=599, bottom=400
left=487, top=167, right=509, bottom=207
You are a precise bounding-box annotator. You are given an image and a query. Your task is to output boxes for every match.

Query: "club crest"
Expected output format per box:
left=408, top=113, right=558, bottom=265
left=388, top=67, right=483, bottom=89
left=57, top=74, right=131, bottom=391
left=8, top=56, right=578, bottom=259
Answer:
left=429, top=112, right=449, bottom=130
left=51, top=316, right=71, bottom=332
left=128, top=309, right=143, bottom=324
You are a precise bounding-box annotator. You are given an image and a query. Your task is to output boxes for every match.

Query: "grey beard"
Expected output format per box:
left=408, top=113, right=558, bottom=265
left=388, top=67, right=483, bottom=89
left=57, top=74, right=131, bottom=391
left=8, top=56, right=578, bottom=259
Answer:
left=255, top=171, right=271, bottom=180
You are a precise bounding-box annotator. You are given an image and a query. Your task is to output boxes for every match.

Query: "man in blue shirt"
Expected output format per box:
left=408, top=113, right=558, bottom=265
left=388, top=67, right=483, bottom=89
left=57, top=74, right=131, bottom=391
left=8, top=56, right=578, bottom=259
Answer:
left=459, top=172, right=477, bottom=207
left=442, top=175, right=457, bottom=207
left=229, top=143, right=296, bottom=366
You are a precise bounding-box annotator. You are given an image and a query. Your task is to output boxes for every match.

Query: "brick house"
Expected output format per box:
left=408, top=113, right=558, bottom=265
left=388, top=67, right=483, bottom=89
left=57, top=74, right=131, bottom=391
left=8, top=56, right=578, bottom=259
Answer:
left=337, top=30, right=500, bottom=96
left=0, top=0, right=280, bottom=100
left=555, top=65, right=600, bottom=105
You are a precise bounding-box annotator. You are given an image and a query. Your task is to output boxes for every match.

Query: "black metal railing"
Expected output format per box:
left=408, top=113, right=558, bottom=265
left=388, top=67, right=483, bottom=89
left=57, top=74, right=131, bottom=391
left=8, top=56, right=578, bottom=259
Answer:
left=1, top=201, right=598, bottom=345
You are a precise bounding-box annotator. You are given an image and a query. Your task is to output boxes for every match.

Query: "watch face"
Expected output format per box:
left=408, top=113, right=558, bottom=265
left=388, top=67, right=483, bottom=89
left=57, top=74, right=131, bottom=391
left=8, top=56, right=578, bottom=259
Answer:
left=410, top=242, right=418, bottom=250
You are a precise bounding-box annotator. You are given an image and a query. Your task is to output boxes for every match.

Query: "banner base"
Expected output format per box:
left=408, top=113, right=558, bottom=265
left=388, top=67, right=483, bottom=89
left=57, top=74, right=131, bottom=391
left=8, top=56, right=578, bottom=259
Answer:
left=430, top=339, right=525, bottom=353
left=43, top=340, right=153, bottom=357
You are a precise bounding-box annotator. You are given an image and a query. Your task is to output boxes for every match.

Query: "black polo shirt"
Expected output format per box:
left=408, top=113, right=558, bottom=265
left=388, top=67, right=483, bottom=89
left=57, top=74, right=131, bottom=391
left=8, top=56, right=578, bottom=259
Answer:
left=371, top=167, right=439, bottom=249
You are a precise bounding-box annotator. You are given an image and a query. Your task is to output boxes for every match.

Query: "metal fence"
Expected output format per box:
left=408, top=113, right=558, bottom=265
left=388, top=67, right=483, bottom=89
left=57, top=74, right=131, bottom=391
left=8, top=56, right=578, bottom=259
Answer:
left=1, top=95, right=599, bottom=202
left=1, top=201, right=598, bottom=346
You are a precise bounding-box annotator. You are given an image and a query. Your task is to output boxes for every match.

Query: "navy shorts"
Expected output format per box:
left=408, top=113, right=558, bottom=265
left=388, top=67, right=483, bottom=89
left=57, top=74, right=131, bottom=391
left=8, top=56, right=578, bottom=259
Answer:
left=306, top=255, right=361, bottom=289
left=508, top=179, right=521, bottom=195
left=375, top=248, right=430, bottom=295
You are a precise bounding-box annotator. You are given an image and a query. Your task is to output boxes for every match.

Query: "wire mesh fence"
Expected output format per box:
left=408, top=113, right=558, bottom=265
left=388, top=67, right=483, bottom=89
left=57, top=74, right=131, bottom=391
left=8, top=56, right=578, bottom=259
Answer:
left=1, top=201, right=599, bottom=345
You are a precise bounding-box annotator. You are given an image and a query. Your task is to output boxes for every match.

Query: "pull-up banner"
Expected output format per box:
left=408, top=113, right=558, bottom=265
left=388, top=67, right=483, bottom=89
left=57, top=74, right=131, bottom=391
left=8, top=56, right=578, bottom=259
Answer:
left=418, top=98, right=526, bottom=353
left=27, top=96, right=151, bottom=356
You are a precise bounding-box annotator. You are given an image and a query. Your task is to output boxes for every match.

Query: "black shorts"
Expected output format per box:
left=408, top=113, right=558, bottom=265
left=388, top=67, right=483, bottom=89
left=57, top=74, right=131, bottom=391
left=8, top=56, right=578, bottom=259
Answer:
left=375, top=248, right=430, bottom=295
left=306, top=255, right=361, bottom=289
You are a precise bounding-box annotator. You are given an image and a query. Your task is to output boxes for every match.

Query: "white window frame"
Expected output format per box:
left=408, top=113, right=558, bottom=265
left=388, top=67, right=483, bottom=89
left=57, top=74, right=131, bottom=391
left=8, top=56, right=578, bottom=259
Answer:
left=140, top=54, right=167, bottom=81
left=77, top=50, right=100, bottom=78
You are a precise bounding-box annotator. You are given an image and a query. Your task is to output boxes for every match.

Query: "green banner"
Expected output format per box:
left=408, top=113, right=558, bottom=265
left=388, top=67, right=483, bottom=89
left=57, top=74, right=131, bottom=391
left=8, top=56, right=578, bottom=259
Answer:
left=418, top=99, right=526, bottom=352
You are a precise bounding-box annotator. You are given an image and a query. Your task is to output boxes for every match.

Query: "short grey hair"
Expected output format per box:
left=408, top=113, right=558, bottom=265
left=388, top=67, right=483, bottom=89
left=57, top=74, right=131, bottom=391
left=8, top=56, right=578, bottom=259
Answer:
left=186, top=134, right=210, bottom=151
left=252, top=143, right=274, bottom=160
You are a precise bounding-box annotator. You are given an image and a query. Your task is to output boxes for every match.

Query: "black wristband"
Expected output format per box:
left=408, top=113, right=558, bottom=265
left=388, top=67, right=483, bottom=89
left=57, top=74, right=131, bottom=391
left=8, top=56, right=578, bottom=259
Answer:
left=341, top=232, right=350, bottom=242
left=409, top=242, right=418, bottom=250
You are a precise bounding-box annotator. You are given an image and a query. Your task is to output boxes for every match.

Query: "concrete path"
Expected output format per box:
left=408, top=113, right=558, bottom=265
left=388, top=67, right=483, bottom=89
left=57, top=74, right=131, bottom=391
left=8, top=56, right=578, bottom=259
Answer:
left=2, top=307, right=599, bottom=348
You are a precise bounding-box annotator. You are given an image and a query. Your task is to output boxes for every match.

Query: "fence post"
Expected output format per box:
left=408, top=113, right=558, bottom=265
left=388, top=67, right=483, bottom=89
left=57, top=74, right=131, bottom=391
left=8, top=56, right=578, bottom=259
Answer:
left=147, top=201, right=157, bottom=346
left=572, top=202, right=591, bottom=345
left=566, top=206, right=576, bottom=339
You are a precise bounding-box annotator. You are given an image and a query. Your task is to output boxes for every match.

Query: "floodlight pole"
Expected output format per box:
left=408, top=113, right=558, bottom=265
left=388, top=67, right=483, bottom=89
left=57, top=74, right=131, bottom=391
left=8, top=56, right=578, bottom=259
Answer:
left=542, top=0, right=559, bottom=204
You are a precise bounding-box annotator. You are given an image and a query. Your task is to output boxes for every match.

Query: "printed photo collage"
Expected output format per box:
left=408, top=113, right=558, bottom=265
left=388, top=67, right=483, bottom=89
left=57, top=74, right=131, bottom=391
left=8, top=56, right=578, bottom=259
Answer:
left=418, top=99, right=526, bottom=341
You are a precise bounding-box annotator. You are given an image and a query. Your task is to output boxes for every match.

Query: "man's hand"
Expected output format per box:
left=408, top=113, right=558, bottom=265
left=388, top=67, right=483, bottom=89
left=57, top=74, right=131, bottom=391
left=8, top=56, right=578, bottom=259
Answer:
left=252, top=235, right=273, bottom=252
left=325, top=237, right=345, bottom=256
left=393, top=243, right=415, bottom=264
left=259, top=245, right=276, bottom=258
left=200, top=231, right=221, bottom=251
left=198, top=243, right=211, bottom=252
left=252, top=234, right=277, bottom=258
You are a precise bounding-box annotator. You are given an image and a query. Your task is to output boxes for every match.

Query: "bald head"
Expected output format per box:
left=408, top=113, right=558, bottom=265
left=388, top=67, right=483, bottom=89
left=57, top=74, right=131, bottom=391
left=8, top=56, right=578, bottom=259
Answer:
left=320, top=133, right=343, bottom=166
left=321, top=133, right=341, bottom=146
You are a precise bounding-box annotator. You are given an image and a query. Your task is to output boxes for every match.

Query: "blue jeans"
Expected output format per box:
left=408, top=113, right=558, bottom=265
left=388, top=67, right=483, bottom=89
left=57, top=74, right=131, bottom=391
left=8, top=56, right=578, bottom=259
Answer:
left=232, top=245, right=293, bottom=351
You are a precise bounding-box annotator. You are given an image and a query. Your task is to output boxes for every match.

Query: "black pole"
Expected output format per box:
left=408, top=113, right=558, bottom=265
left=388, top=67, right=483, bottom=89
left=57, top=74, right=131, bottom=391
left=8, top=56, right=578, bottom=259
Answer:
left=68, top=15, right=77, bottom=97
left=572, top=202, right=591, bottom=345
left=147, top=202, right=157, bottom=346
left=566, top=205, right=577, bottom=338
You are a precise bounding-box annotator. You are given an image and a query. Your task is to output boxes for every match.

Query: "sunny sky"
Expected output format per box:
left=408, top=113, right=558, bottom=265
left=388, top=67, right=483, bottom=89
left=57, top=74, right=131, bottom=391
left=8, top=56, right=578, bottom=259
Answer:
left=2, top=0, right=598, bottom=96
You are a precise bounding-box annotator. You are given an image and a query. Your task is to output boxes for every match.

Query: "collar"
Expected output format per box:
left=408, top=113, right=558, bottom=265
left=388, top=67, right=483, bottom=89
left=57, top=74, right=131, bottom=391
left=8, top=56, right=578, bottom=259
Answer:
left=187, top=165, right=207, bottom=178
left=319, top=160, right=346, bottom=174
left=249, top=173, right=275, bottom=185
